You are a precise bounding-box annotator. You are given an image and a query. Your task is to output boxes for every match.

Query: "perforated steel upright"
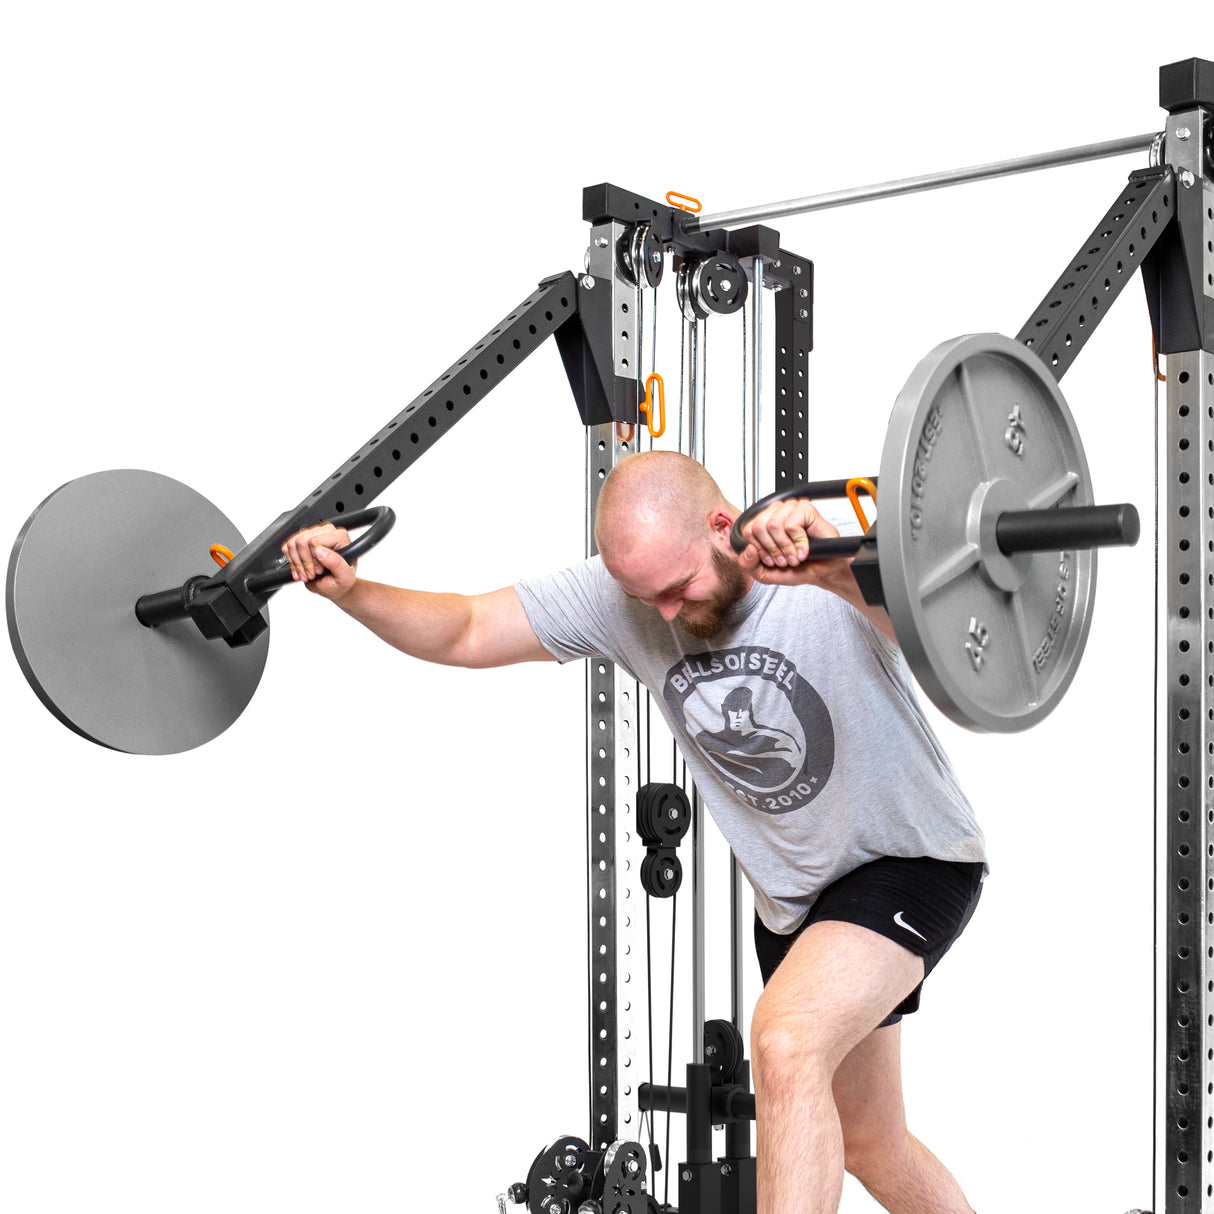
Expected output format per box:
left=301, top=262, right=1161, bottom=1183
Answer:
left=584, top=221, right=648, bottom=1153
left=1155, top=80, right=1214, bottom=1214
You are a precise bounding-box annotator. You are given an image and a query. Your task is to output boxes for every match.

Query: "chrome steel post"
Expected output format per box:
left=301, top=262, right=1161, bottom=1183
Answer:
left=692, top=787, right=706, bottom=1065
left=584, top=221, right=647, bottom=1152
left=1155, top=100, right=1214, bottom=1214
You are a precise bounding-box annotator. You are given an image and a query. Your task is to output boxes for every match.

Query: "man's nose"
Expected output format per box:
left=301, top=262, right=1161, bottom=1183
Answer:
left=657, top=597, right=683, bottom=621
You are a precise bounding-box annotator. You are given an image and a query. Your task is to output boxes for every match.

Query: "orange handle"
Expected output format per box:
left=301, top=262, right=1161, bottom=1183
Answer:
left=845, top=478, right=877, bottom=531
left=666, top=191, right=702, bottom=214
left=209, top=544, right=235, bottom=568
left=639, top=373, right=666, bottom=439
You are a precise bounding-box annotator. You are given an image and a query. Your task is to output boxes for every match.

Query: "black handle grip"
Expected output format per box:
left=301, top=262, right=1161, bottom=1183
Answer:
left=995, top=503, right=1140, bottom=556
left=729, top=478, right=876, bottom=558
left=326, top=506, right=396, bottom=563
left=244, top=505, right=397, bottom=595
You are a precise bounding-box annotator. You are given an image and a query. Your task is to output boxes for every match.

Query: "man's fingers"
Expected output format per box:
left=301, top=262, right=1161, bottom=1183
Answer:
left=281, top=525, right=353, bottom=583
left=314, top=544, right=349, bottom=577
left=283, top=535, right=309, bottom=581
left=747, top=502, right=812, bottom=567
left=301, top=542, right=357, bottom=597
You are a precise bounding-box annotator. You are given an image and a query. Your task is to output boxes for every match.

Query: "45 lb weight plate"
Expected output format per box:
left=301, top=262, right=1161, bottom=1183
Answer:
left=878, top=333, right=1098, bottom=731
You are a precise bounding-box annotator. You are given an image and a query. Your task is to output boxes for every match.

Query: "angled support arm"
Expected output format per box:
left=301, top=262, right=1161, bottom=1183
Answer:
left=161, top=272, right=581, bottom=644
left=1016, top=167, right=1176, bottom=379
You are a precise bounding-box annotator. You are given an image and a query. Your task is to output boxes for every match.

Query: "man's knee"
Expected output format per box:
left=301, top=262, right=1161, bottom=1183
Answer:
left=750, top=1003, right=844, bottom=1092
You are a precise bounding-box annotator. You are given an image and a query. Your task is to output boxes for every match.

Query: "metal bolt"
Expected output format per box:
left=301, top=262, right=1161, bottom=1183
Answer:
left=799, top=308, right=809, bottom=319
left=663, top=868, right=675, bottom=881
left=595, top=235, right=610, bottom=247
left=1176, top=126, right=1192, bottom=141
left=668, top=807, right=679, bottom=819
left=565, top=1153, right=579, bottom=1168
left=793, top=264, right=801, bottom=275
left=651, top=251, right=662, bottom=264
left=682, top=1170, right=693, bottom=1182
left=706, top=1043, right=717, bottom=1057
left=721, top=1164, right=733, bottom=1177
left=1180, top=169, right=1196, bottom=189
left=625, top=1159, right=640, bottom=1175
left=582, top=274, right=596, bottom=289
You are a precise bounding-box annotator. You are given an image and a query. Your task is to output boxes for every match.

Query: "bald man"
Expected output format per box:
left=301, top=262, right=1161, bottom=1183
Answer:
left=282, top=451, right=985, bottom=1214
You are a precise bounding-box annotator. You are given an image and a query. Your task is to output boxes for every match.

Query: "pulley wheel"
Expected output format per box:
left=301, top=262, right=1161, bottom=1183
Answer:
left=878, top=333, right=1095, bottom=731
left=525, top=1136, right=591, bottom=1214
left=635, top=782, right=690, bottom=847
left=7, top=469, right=269, bottom=754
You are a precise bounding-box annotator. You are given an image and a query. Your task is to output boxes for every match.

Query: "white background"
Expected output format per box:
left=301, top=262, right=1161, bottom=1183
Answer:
left=1, top=4, right=1205, bottom=1211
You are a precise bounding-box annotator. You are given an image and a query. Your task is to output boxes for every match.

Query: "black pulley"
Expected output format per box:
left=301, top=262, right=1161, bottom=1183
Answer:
left=702, top=1019, right=745, bottom=1083
left=641, top=850, right=682, bottom=898
left=524, top=1136, right=594, bottom=1214
left=636, top=783, right=691, bottom=847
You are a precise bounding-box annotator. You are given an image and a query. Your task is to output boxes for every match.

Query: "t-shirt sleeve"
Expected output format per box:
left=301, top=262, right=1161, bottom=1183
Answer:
left=515, top=557, right=624, bottom=665
left=828, top=593, right=904, bottom=668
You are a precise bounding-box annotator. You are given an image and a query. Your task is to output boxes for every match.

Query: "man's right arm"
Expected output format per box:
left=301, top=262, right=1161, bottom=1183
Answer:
left=281, top=525, right=557, bottom=669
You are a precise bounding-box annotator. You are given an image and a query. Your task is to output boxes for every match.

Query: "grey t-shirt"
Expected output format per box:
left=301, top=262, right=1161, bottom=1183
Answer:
left=515, top=558, right=986, bottom=934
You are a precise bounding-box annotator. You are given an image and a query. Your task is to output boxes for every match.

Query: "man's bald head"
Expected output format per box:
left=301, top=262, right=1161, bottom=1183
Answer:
left=594, top=451, right=730, bottom=561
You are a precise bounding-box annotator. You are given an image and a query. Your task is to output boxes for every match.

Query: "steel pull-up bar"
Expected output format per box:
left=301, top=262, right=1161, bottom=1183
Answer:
left=684, top=131, right=1160, bottom=231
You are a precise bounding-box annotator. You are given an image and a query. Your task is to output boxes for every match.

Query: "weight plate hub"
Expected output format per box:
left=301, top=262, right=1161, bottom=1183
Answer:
left=7, top=469, right=268, bottom=754
left=878, top=333, right=1095, bottom=732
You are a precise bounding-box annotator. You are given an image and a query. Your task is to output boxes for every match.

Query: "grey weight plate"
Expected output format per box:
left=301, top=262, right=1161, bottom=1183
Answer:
left=7, top=469, right=268, bottom=754
left=877, top=333, right=1095, bottom=732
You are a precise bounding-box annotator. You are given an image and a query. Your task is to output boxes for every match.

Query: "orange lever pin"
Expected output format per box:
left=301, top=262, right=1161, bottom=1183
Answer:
left=640, top=373, right=666, bottom=439
left=845, top=478, right=878, bottom=531
left=666, top=191, right=702, bottom=214
left=209, top=544, right=235, bottom=568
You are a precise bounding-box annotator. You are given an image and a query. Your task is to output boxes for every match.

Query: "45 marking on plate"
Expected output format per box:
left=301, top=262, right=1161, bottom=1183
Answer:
left=965, top=617, right=990, bottom=672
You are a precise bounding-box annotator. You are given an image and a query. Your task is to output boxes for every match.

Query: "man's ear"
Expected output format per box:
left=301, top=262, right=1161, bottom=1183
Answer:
left=707, top=508, right=736, bottom=550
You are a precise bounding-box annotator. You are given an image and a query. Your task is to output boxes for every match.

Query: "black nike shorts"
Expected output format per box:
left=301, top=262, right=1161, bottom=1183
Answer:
left=753, top=856, right=985, bottom=1027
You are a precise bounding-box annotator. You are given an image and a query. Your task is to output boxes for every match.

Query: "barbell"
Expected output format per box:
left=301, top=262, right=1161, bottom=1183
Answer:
left=731, top=332, right=1140, bottom=731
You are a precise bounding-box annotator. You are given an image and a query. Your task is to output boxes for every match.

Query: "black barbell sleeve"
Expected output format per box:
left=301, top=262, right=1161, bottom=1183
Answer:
left=995, top=503, right=1140, bottom=556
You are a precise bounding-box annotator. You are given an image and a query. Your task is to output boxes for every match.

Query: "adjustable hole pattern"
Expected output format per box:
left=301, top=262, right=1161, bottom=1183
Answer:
left=299, top=284, right=575, bottom=516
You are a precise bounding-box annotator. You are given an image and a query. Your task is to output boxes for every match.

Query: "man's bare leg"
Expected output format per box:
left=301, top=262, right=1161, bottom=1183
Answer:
left=750, top=920, right=924, bottom=1214
left=834, top=1025, right=975, bottom=1214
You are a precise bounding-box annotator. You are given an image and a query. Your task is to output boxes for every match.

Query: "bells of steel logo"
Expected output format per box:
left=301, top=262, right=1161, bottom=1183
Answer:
left=662, top=646, right=835, bottom=814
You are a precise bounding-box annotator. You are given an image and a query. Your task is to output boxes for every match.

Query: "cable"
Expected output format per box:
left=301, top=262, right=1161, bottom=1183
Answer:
left=678, top=318, right=687, bottom=455
left=645, top=894, right=658, bottom=1159
left=664, top=891, right=678, bottom=1210
left=741, top=306, right=748, bottom=503
left=699, top=320, right=708, bottom=466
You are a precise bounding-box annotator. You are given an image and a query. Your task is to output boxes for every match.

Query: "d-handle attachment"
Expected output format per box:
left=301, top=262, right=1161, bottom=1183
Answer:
left=245, top=506, right=396, bottom=594
left=135, top=506, right=396, bottom=627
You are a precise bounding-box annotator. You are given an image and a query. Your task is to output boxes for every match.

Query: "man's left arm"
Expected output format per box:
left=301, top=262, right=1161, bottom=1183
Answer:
left=735, top=498, right=898, bottom=644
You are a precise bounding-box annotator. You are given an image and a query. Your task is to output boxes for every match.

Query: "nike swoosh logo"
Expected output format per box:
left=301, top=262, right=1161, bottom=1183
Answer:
left=894, top=911, right=927, bottom=942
